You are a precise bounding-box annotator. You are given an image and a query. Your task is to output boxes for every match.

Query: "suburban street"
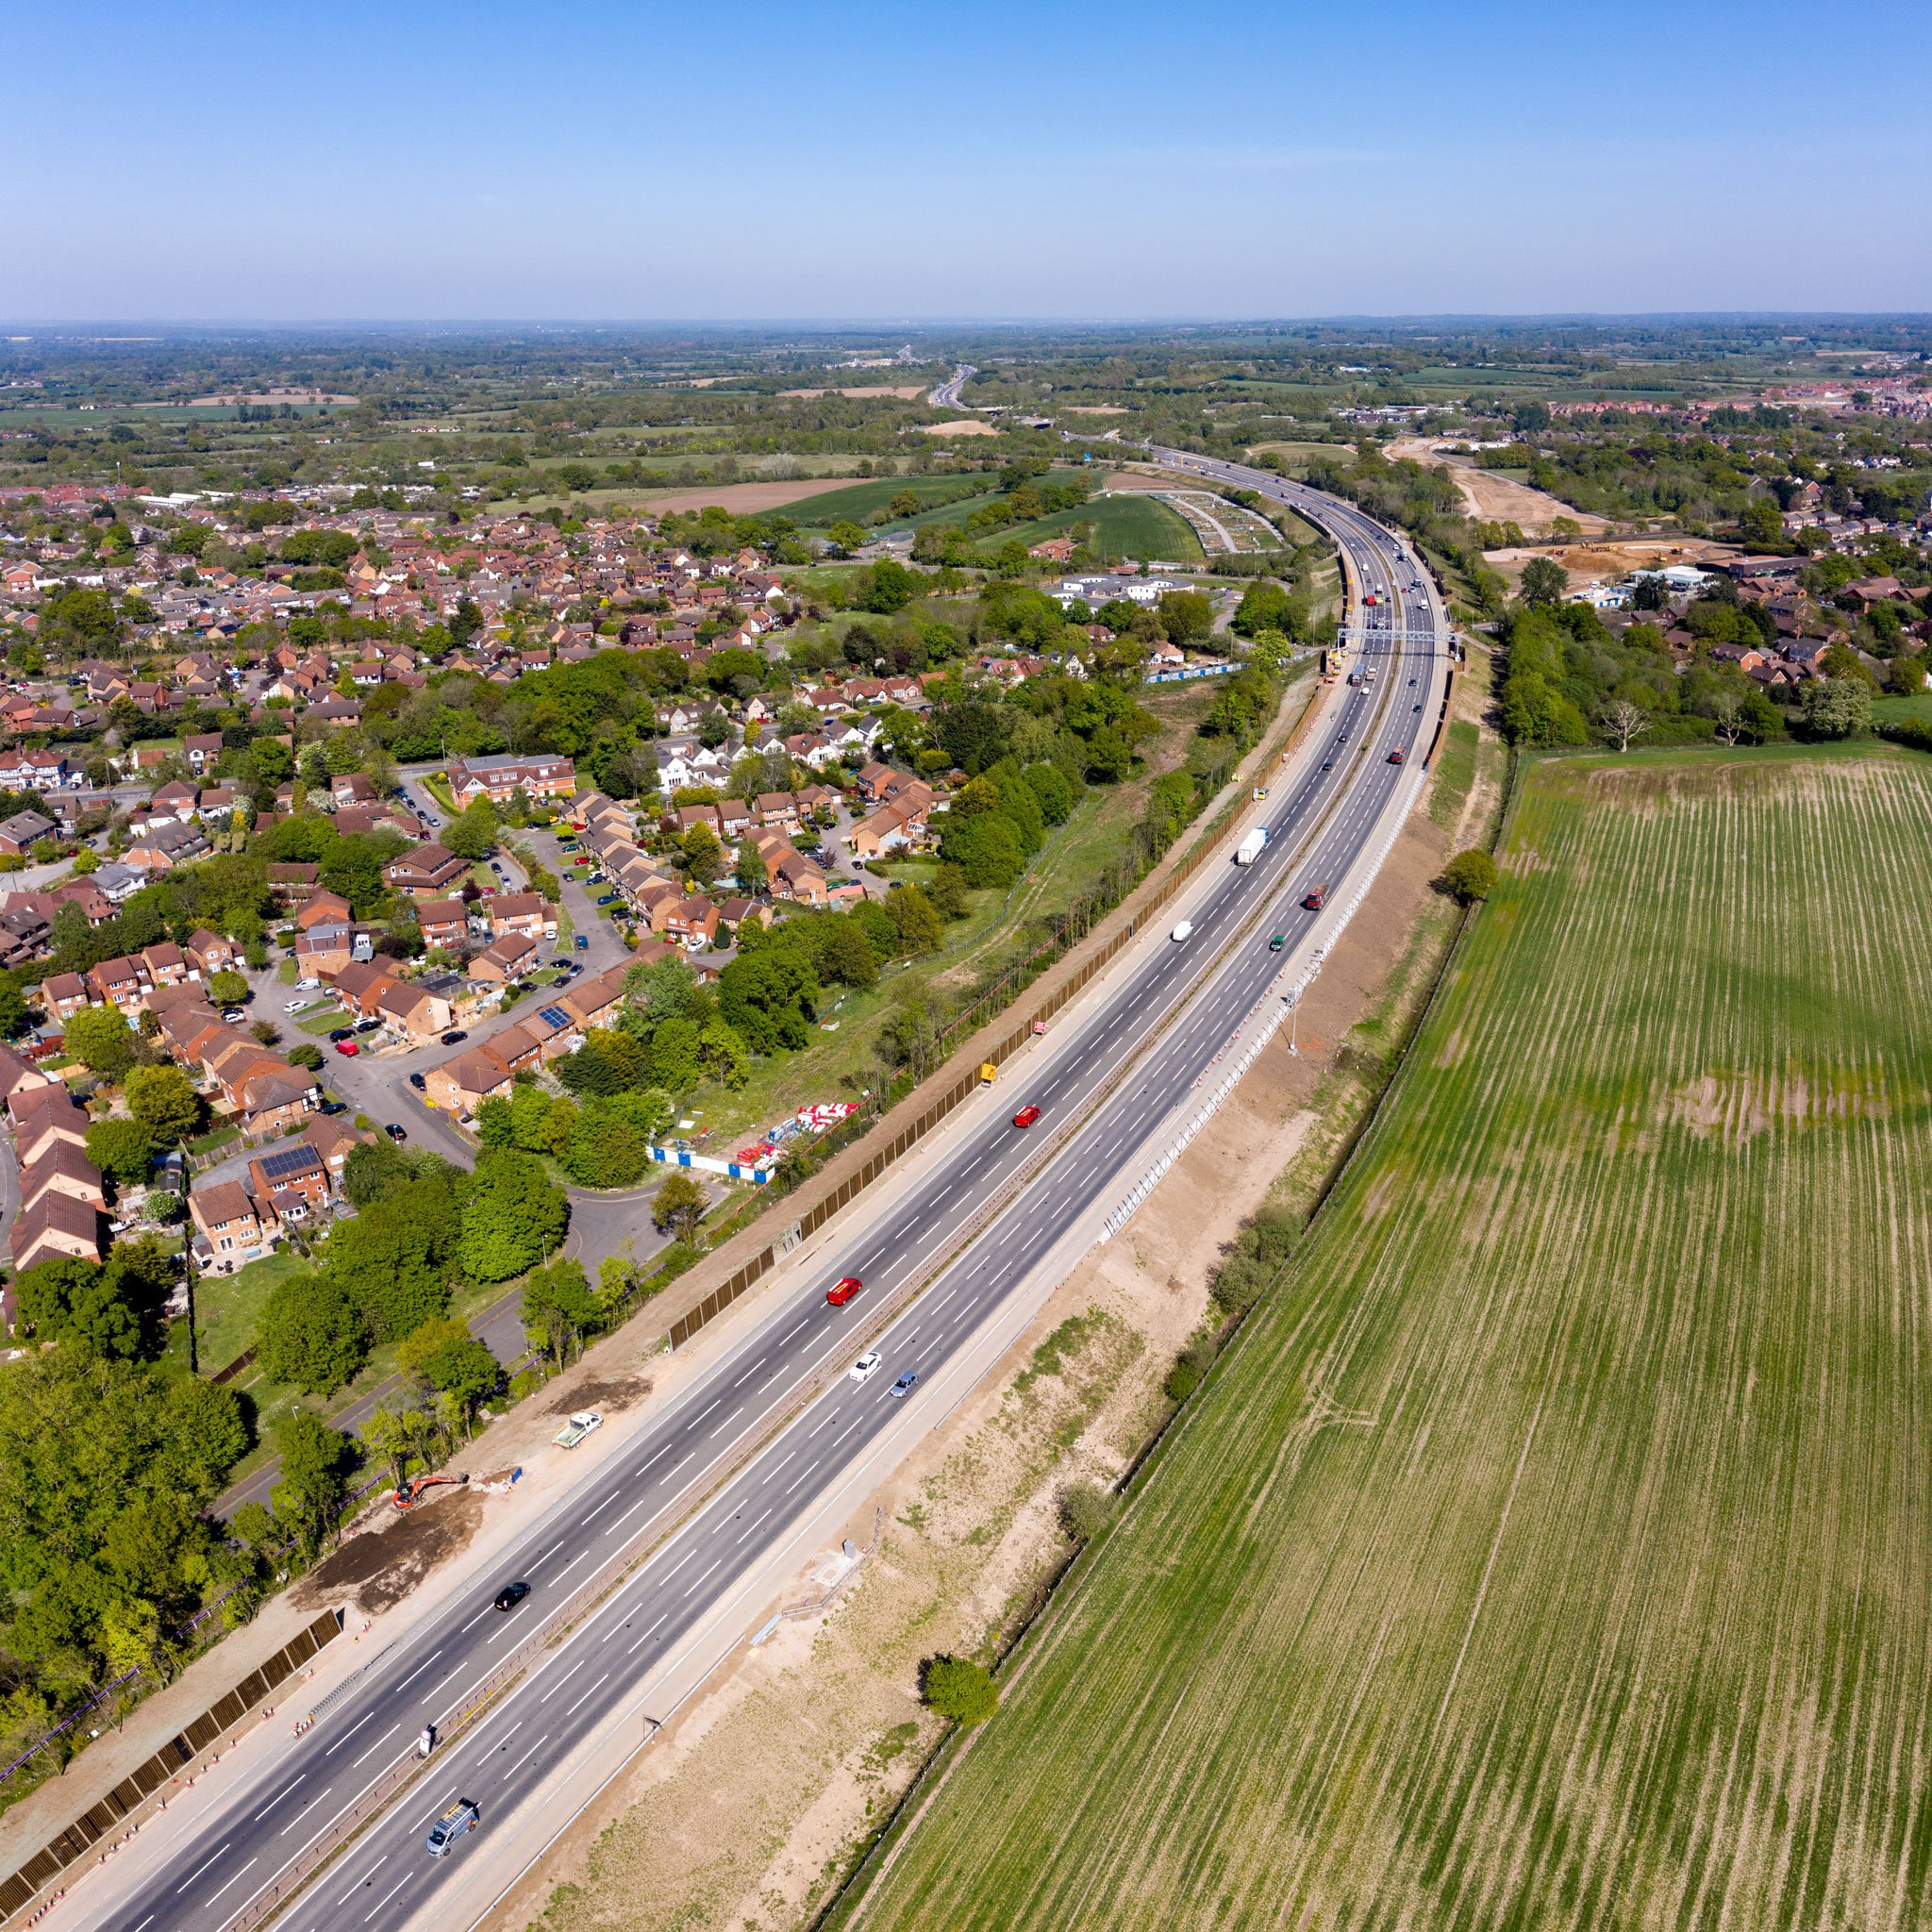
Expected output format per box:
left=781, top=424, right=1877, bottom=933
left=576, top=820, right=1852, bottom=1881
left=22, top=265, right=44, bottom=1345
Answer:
left=85, top=466, right=1448, bottom=1932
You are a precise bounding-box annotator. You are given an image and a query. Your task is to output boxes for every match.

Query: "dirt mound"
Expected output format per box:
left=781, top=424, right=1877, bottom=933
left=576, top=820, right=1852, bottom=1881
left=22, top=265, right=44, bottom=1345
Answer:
left=292, top=1487, right=486, bottom=1616
left=546, top=1372, right=653, bottom=1419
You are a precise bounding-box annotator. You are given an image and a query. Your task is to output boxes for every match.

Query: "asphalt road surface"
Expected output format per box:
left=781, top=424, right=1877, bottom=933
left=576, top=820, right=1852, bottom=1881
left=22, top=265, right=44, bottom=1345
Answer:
left=132, top=467, right=1445, bottom=1932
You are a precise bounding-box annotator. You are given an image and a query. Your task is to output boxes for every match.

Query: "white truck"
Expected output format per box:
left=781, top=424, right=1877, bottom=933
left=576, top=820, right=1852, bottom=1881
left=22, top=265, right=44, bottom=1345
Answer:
left=1235, top=827, right=1268, bottom=865
left=552, top=1410, right=603, bottom=1449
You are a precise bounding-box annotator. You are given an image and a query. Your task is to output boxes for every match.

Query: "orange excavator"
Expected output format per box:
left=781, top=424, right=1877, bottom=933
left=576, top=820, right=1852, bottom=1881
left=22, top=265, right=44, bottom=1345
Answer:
left=393, top=1471, right=469, bottom=1510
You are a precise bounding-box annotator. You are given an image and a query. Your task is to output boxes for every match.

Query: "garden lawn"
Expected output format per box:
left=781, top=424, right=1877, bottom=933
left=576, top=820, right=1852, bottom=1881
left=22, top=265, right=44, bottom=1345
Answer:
left=191, top=1248, right=312, bottom=1378
left=860, top=741, right=1932, bottom=1932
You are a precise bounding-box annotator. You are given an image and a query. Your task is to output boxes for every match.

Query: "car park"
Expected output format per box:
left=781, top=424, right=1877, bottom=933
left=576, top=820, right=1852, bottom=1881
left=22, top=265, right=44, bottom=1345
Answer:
left=385, top=1123, right=407, bottom=1141
left=849, top=1350, right=883, bottom=1385
left=425, top=1799, right=480, bottom=1857
left=826, top=1275, right=862, bottom=1306
left=890, top=1370, right=919, bottom=1399
left=334, top=1040, right=359, bottom=1057
left=1012, top=1105, right=1041, bottom=1129
left=441, top=1029, right=467, bottom=1045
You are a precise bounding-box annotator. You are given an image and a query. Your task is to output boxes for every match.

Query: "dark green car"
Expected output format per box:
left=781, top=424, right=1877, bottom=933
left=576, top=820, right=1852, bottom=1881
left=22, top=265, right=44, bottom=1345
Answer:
left=1269, top=934, right=1286, bottom=952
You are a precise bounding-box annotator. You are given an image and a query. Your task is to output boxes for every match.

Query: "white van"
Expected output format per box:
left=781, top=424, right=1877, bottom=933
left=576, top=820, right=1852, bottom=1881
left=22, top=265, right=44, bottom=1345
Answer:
left=1172, top=921, right=1193, bottom=942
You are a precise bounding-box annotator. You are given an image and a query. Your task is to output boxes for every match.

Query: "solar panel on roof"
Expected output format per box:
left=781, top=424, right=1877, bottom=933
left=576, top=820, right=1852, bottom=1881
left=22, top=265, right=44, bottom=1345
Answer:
left=539, top=1006, right=573, bottom=1028
left=258, top=1145, right=318, bottom=1179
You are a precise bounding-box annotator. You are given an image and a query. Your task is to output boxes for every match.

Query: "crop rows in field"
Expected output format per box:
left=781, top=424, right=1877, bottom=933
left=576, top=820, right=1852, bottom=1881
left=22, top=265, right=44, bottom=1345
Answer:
left=858, top=745, right=1932, bottom=1932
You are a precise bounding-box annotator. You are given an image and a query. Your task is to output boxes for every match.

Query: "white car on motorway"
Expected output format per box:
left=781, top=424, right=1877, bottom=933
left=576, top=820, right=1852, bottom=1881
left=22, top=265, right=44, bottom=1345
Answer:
left=848, top=1350, right=883, bottom=1385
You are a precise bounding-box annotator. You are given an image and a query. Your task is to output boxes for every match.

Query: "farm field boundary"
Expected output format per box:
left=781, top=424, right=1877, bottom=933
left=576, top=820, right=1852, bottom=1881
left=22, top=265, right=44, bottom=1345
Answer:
left=850, top=741, right=1932, bottom=1932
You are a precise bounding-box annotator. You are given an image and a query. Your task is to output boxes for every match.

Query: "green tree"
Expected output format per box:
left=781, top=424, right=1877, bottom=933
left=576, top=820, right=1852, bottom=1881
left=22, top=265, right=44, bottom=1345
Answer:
left=458, top=1149, right=568, bottom=1282
left=888, top=884, right=943, bottom=955
left=64, top=1005, right=137, bottom=1077
left=651, top=1170, right=707, bottom=1244
left=1158, top=590, right=1215, bottom=643
left=521, top=1259, right=599, bottom=1372
left=681, top=820, right=724, bottom=888
left=85, top=1117, right=154, bottom=1186
left=269, top=1408, right=349, bottom=1558
left=941, top=810, right=1023, bottom=888
left=734, top=836, right=767, bottom=895
left=1442, top=849, right=1499, bottom=903
left=206, top=970, right=249, bottom=1007
left=827, top=520, right=868, bottom=556
left=922, top=1654, right=998, bottom=1724
left=397, top=1313, right=499, bottom=1428
left=325, top=1174, right=461, bottom=1337
left=125, top=1064, right=202, bottom=1141
left=1801, top=675, right=1872, bottom=740
left=442, top=800, right=497, bottom=861
left=257, top=1274, right=368, bottom=1395
left=1519, top=557, right=1569, bottom=608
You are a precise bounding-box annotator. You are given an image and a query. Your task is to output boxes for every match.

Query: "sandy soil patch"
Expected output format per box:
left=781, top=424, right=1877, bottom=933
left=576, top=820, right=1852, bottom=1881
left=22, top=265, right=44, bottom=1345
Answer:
left=1062, top=406, right=1127, bottom=415
left=293, top=1486, right=487, bottom=1618
left=544, top=1370, right=654, bottom=1418
left=913, top=419, right=1000, bottom=438
left=1386, top=438, right=1607, bottom=536
left=779, top=386, right=926, bottom=401
left=1482, top=535, right=1739, bottom=593
left=496, top=768, right=1463, bottom=1932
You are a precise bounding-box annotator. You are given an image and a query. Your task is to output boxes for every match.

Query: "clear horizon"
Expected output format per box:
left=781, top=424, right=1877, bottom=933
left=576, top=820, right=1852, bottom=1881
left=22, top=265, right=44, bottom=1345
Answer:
left=8, top=0, right=1929, bottom=322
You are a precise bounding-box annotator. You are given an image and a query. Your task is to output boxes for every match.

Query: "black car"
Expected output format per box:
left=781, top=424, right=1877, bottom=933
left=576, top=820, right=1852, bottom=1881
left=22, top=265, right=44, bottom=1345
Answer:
left=493, top=1581, right=530, bottom=1612
left=385, top=1123, right=408, bottom=1141
left=441, top=1030, right=467, bottom=1045
left=318, top=1099, right=347, bottom=1116
left=408, top=1072, right=426, bottom=1091
left=328, top=1026, right=355, bottom=1041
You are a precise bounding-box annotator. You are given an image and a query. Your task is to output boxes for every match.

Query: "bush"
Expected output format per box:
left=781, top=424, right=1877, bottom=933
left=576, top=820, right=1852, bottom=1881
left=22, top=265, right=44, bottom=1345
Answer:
left=1058, top=1478, right=1115, bottom=1542
left=1163, top=1340, right=1216, bottom=1403
left=921, top=1654, right=998, bottom=1725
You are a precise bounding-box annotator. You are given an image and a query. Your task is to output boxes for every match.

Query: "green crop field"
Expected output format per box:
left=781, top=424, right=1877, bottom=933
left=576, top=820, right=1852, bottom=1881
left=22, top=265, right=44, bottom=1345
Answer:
left=780, top=475, right=991, bottom=526
left=978, top=493, right=1201, bottom=561
left=858, top=743, right=1932, bottom=1932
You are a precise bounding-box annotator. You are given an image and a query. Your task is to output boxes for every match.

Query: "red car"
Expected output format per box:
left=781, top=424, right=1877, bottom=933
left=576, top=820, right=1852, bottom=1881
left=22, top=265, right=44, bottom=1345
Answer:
left=573, top=856, right=591, bottom=865
left=334, top=1039, right=359, bottom=1057
left=1388, top=748, right=1406, bottom=764
left=826, top=1276, right=862, bottom=1307
left=1012, top=1106, right=1041, bottom=1129
left=1303, top=883, right=1329, bottom=910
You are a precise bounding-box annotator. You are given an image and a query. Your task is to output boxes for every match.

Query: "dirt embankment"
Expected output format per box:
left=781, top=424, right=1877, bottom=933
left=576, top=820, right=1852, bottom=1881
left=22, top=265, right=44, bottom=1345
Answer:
left=1386, top=438, right=1608, bottom=537
left=494, top=742, right=1477, bottom=1932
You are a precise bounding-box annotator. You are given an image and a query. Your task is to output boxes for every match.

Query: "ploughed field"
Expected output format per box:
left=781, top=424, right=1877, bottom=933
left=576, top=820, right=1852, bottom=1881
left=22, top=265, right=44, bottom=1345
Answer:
left=859, top=745, right=1932, bottom=1932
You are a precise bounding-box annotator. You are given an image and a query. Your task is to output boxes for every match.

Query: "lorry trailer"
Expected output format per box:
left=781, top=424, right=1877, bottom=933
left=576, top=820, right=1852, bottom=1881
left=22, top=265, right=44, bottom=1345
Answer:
left=1235, top=827, right=1268, bottom=865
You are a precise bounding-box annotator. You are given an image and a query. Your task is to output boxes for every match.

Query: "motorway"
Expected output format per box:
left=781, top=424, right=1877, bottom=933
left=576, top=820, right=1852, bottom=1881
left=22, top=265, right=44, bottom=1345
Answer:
left=927, top=363, right=976, bottom=408
left=109, top=464, right=1446, bottom=1932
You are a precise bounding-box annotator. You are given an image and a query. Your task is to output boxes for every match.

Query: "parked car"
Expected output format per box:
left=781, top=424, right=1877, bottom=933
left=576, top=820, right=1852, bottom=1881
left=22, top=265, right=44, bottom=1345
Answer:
left=283, top=997, right=311, bottom=1013
left=575, top=934, right=589, bottom=951
left=1012, top=1105, right=1041, bottom=1129
left=596, top=893, right=619, bottom=906
left=848, top=1350, right=883, bottom=1386
left=441, top=1030, right=467, bottom=1045
left=385, top=1123, right=407, bottom=1141
left=409, top=1072, right=426, bottom=1091
left=826, top=1275, right=862, bottom=1306
left=354, top=1017, right=381, bottom=1032
left=220, top=1008, right=246, bottom=1023
left=553, top=1410, right=602, bottom=1447
left=573, top=855, right=592, bottom=866
left=334, top=1040, right=359, bottom=1057
left=890, top=1370, right=919, bottom=1399
left=327, top=1026, right=353, bottom=1041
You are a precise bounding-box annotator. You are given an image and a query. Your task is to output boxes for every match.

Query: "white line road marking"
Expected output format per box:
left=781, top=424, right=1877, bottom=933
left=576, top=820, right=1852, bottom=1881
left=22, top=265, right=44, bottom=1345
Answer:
left=780, top=1317, right=808, bottom=1341
left=626, top=1613, right=667, bottom=1655
left=543, top=1657, right=588, bottom=1702
left=323, top=1711, right=374, bottom=1754
left=732, top=1359, right=762, bottom=1388
left=175, top=1843, right=231, bottom=1892
left=692, top=1396, right=723, bottom=1425
left=206, top=1858, right=258, bottom=1907
left=608, top=1492, right=658, bottom=1533
left=525, top=1540, right=564, bottom=1573
left=254, top=1774, right=304, bottom=1821
left=785, top=1463, right=814, bottom=1496
left=683, top=1557, right=723, bottom=1598
left=280, top=1792, right=325, bottom=1836
left=564, top=1672, right=609, bottom=1717
left=659, top=1545, right=697, bottom=1580
left=365, top=1872, right=411, bottom=1922
left=708, top=1409, right=743, bottom=1439
left=505, top=1736, right=545, bottom=1777
left=735, top=1507, right=772, bottom=1544
left=580, top=1492, right=616, bottom=1522
left=352, top=1724, right=400, bottom=1768
left=339, top=1854, right=386, bottom=1904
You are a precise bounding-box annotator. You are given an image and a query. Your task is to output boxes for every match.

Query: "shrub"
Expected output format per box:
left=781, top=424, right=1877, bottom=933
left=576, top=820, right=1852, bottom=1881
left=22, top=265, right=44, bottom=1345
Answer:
left=1442, top=848, right=1498, bottom=902
left=1163, top=1340, right=1216, bottom=1403
left=1058, top=1478, right=1115, bottom=1542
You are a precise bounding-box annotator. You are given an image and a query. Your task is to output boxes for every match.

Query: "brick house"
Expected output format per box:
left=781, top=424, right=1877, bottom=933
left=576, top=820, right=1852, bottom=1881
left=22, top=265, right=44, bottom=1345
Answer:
left=191, top=1182, right=271, bottom=1274
left=267, top=861, right=321, bottom=903
left=424, top=1041, right=517, bottom=1116
left=413, top=898, right=471, bottom=949
left=248, top=1143, right=330, bottom=1213
left=40, top=971, right=92, bottom=1022
left=471, top=931, right=538, bottom=984
left=385, top=843, right=470, bottom=897
left=487, top=891, right=552, bottom=939
left=185, top=928, right=239, bottom=977
left=12, top=1188, right=106, bottom=1274
left=87, top=955, right=150, bottom=1010
left=445, top=753, right=576, bottom=804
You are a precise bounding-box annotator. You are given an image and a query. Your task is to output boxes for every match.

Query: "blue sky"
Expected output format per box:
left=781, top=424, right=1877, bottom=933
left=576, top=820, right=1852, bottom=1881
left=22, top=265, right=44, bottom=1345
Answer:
left=8, top=0, right=1928, bottom=321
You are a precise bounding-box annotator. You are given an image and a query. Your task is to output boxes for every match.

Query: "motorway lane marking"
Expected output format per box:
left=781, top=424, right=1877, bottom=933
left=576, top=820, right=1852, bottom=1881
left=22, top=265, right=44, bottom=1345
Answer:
left=206, top=1858, right=259, bottom=1908
left=691, top=1395, right=723, bottom=1425
left=810, top=1407, right=841, bottom=1435
left=607, top=1491, right=659, bottom=1533
left=364, top=1872, right=411, bottom=1923
left=505, top=1736, right=545, bottom=1777
left=659, top=1545, right=697, bottom=1580
left=626, top=1613, right=668, bottom=1655
left=563, top=1672, right=610, bottom=1717
left=394, top=1653, right=441, bottom=1690
left=784, top=1463, right=814, bottom=1495
left=280, top=1792, right=326, bottom=1835
left=780, top=1316, right=809, bottom=1342
left=352, top=1724, right=401, bottom=1768
left=254, top=1774, right=304, bottom=1821
left=580, top=1491, right=618, bottom=1522
left=175, top=1843, right=232, bottom=1892
left=731, top=1359, right=763, bottom=1389
left=708, top=1409, right=743, bottom=1440
left=542, top=1657, right=588, bottom=1702
left=682, top=1557, right=723, bottom=1598
left=324, top=1711, right=375, bottom=1754
left=338, top=1855, right=386, bottom=1904
left=458, top=1602, right=496, bottom=1632
left=735, top=1507, right=772, bottom=1544
left=553, top=1550, right=591, bottom=1583
left=525, top=1540, right=564, bottom=1573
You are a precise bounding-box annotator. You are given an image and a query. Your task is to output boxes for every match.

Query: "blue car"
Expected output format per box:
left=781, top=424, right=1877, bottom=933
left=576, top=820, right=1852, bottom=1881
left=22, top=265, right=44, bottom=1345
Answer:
left=596, top=892, right=619, bottom=907
left=575, top=934, right=589, bottom=951
left=890, top=1370, right=919, bottom=1399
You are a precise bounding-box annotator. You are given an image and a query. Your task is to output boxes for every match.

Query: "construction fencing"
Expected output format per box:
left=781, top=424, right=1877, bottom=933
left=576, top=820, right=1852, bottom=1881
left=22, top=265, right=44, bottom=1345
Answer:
left=0, top=1611, right=343, bottom=1923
